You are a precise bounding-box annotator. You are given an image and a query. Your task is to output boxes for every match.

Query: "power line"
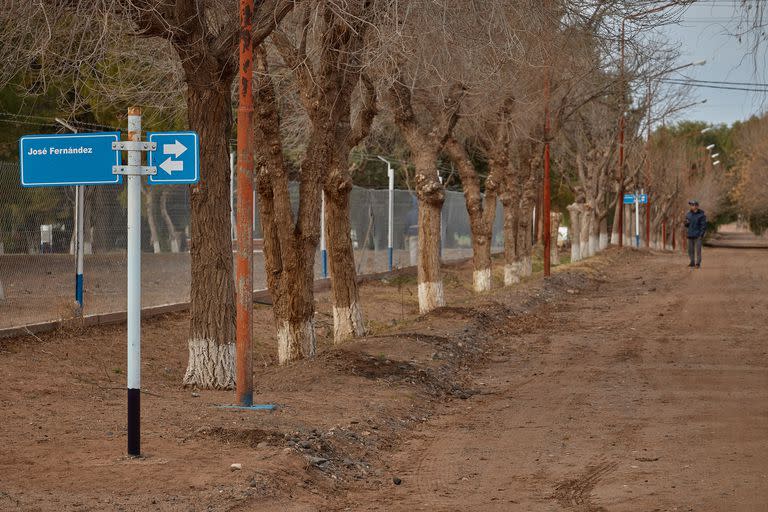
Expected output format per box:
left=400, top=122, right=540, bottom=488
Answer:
left=660, top=79, right=768, bottom=92
left=676, top=76, right=768, bottom=87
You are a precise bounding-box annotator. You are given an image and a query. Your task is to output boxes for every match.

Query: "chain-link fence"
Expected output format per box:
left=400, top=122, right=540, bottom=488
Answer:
left=0, top=161, right=503, bottom=329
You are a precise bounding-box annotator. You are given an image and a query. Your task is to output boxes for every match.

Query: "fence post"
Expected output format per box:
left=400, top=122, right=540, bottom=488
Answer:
left=74, top=185, right=84, bottom=309
left=321, top=191, right=327, bottom=278
left=55, top=118, right=85, bottom=311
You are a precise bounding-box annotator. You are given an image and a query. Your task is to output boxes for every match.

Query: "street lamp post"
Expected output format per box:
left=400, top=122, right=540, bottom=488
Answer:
left=618, top=2, right=693, bottom=247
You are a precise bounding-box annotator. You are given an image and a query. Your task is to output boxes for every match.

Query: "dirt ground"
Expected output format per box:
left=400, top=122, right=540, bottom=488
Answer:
left=0, top=240, right=766, bottom=511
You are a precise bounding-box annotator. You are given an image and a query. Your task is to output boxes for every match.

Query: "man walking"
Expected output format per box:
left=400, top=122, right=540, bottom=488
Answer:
left=684, top=200, right=707, bottom=268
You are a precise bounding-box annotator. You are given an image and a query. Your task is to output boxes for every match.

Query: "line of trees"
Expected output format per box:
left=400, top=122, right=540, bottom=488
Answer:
left=0, top=0, right=738, bottom=389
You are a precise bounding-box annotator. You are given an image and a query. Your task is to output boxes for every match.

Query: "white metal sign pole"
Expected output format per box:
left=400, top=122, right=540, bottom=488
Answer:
left=126, top=107, right=142, bottom=456
left=388, top=162, right=394, bottom=271
left=634, top=194, right=641, bottom=248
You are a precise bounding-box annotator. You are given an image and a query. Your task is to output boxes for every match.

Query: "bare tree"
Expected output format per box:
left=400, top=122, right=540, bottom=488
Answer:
left=253, top=1, right=376, bottom=360
left=443, top=97, right=512, bottom=292
left=0, top=1, right=294, bottom=388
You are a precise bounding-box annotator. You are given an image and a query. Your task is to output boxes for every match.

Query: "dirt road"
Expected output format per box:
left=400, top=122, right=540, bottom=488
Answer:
left=0, top=245, right=766, bottom=511
left=341, top=246, right=768, bottom=511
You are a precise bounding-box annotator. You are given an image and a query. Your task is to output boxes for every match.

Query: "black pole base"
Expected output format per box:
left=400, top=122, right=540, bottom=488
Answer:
left=127, top=388, right=140, bottom=456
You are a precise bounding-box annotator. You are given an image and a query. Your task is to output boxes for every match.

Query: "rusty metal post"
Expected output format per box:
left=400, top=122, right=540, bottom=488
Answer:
left=235, top=0, right=254, bottom=407
left=543, top=73, right=551, bottom=277
left=645, top=78, right=652, bottom=248
left=617, top=19, right=625, bottom=248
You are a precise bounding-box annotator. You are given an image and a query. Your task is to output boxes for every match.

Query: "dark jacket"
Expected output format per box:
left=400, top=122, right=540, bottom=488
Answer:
left=685, top=209, right=707, bottom=239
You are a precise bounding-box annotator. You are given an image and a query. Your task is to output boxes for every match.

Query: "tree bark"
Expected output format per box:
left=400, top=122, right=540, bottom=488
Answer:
left=160, top=188, right=181, bottom=253
left=386, top=80, right=464, bottom=313
left=444, top=138, right=500, bottom=293
left=254, top=48, right=317, bottom=364
left=145, top=187, right=162, bottom=253
left=183, top=78, right=236, bottom=389
left=271, top=6, right=374, bottom=343
left=550, top=211, right=561, bottom=266
left=599, top=216, right=609, bottom=250
left=324, top=164, right=365, bottom=341
left=580, top=207, right=592, bottom=258
left=415, top=154, right=446, bottom=312
left=501, top=186, right=521, bottom=285
left=567, top=203, right=582, bottom=262
left=611, top=193, right=622, bottom=245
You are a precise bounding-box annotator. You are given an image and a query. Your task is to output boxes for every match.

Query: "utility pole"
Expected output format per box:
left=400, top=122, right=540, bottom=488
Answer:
left=618, top=18, right=626, bottom=247
left=646, top=77, right=652, bottom=248
left=235, top=0, right=254, bottom=407
left=543, top=73, right=552, bottom=277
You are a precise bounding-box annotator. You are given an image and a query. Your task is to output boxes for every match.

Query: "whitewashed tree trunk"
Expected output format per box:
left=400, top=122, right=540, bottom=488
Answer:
left=567, top=203, right=581, bottom=262
left=521, top=255, right=532, bottom=276
left=579, top=209, right=592, bottom=258
left=599, top=217, right=608, bottom=250
left=588, top=212, right=599, bottom=256
left=183, top=338, right=235, bottom=389
left=550, top=211, right=561, bottom=266
left=504, top=262, right=521, bottom=285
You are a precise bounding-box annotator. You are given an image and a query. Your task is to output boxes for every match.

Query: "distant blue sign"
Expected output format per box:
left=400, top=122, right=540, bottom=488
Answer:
left=147, top=131, right=199, bottom=185
left=623, top=194, right=648, bottom=205
left=19, top=132, right=121, bottom=187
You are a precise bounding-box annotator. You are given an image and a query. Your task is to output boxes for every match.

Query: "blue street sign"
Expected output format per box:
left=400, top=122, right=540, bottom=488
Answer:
left=19, top=132, right=122, bottom=187
left=147, top=131, right=199, bottom=185
left=624, top=194, right=648, bottom=204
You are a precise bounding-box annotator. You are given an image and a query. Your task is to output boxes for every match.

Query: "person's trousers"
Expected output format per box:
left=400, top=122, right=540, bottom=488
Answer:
left=687, top=236, right=702, bottom=265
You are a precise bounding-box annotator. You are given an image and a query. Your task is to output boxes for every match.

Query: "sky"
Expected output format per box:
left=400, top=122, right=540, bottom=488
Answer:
left=657, top=0, right=767, bottom=126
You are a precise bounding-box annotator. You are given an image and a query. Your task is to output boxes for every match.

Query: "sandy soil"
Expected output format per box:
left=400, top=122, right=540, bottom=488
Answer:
left=0, top=241, right=766, bottom=511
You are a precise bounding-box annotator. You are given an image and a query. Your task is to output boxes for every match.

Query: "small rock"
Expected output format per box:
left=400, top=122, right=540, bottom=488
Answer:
left=256, top=441, right=269, bottom=449
left=566, top=289, right=577, bottom=294
left=230, top=463, right=242, bottom=471
left=308, top=456, right=328, bottom=466
left=393, top=477, right=402, bottom=485
left=191, top=392, right=200, bottom=398
left=249, top=479, right=259, bottom=488
left=299, top=440, right=312, bottom=449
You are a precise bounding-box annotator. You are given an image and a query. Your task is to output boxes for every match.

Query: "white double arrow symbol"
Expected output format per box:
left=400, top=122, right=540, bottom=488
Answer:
left=160, top=140, right=187, bottom=175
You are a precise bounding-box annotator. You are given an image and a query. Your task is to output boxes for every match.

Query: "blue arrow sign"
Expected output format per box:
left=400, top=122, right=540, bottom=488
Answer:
left=19, top=132, right=122, bottom=187
left=147, top=131, right=199, bottom=185
left=624, top=194, right=648, bottom=204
